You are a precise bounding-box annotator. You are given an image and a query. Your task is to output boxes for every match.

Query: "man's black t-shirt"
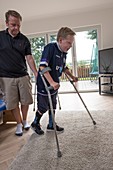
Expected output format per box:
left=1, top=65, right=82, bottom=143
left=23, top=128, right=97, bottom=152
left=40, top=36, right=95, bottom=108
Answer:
left=0, top=29, right=32, bottom=78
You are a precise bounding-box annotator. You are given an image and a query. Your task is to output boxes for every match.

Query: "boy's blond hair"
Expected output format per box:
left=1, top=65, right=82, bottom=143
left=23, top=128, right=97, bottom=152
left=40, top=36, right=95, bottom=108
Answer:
left=57, top=27, right=75, bottom=41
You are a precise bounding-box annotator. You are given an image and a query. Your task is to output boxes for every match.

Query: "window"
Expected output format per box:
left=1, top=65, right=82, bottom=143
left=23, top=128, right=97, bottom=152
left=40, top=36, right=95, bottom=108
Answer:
left=29, top=36, right=46, bottom=67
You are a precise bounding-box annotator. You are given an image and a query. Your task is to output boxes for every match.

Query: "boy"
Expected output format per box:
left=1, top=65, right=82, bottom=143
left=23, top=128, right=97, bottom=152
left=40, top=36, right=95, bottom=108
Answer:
left=31, top=27, right=78, bottom=135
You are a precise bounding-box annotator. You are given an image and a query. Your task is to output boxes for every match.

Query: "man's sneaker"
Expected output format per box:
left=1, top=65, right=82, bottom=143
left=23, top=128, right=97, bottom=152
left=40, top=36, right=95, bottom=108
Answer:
left=31, top=122, right=44, bottom=135
left=47, top=124, right=64, bottom=132
left=23, top=121, right=30, bottom=131
left=15, top=123, right=23, bottom=136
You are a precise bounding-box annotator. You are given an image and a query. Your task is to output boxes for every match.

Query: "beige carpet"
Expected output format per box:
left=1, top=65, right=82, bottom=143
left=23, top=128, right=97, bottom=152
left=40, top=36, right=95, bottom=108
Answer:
left=8, top=110, right=113, bottom=170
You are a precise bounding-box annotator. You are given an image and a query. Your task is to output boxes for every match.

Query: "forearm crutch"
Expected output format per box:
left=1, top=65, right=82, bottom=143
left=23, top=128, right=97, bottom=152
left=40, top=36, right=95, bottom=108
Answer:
left=64, top=73, right=96, bottom=125
left=57, top=94, right=61, bottom=110
left=39, top=69, right=62, bottom=158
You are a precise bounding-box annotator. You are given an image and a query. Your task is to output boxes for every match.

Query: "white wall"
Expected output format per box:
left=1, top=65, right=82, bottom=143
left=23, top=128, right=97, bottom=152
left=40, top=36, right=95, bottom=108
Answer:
left=22, top=7, right=113, bottom=50
left=0, top=24, right=4, bottom=30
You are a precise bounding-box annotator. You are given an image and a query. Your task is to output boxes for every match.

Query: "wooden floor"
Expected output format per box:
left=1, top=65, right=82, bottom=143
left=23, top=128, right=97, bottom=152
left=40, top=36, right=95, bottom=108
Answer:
left=0, top=90, right=113, bottom=169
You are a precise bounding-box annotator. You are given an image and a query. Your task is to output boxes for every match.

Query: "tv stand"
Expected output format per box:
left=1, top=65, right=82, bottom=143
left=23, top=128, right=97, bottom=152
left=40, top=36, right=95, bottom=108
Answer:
left=99, top=75, right=113, bottom=95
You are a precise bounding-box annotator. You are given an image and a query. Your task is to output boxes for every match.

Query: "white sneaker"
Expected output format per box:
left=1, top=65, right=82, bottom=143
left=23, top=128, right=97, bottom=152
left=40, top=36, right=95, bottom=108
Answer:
left=23, top=121, right=30, bottom=130
left=15, top=123, right=23, bottom=136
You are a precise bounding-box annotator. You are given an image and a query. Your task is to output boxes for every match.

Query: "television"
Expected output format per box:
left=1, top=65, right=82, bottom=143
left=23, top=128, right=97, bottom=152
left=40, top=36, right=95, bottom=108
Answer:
left=99, top=48, right=113, bottom=74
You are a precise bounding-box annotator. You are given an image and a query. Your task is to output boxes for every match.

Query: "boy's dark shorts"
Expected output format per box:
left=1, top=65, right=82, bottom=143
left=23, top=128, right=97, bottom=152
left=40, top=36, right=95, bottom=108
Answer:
left=37, top=93, right=57, bottom=114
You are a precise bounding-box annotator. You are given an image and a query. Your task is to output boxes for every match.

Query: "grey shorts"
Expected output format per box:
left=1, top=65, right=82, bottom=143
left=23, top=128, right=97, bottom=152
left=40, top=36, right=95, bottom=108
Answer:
left=0, top=75, right=33, bottom=110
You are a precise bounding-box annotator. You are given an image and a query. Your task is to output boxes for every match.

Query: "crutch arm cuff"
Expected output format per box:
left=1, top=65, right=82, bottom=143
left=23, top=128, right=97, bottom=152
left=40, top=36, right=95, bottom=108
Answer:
left=41, top=67, right=51, bottom=75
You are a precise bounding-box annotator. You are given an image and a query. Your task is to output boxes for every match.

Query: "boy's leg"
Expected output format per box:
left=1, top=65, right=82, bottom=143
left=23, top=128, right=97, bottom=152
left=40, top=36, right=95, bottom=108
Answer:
left=47, top=94, right=64, bottom=132
left=48, top=109, right=53, bottom=128
left=48, top=94, right=56, bottom=128
left=33, top=110, right=42, bottom=124
left=47, top=109, right=64, bottom=132
left=31, top=94, right=49, bottom=135
left=31, top=110, right=44, bottom=135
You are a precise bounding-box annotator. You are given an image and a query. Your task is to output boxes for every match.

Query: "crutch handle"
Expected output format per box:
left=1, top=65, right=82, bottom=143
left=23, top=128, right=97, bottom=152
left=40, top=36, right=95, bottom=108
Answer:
left=48, top=86, right=54, bottom=90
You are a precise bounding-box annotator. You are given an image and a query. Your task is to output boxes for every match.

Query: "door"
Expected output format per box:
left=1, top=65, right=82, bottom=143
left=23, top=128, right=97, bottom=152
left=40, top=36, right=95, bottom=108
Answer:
left=73, top=30, right=99, bottom=92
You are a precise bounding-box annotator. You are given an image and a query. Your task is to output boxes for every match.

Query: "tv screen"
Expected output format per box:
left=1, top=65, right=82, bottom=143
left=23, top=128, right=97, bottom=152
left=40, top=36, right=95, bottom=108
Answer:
left=99, top=48, right=113, bottom=74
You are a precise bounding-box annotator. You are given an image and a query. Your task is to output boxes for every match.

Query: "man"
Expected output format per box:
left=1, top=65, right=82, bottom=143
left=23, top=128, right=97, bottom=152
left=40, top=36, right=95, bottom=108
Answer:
left=0, top=10, right=37, bottom=136
left=31, top=27, right=78, bottom=135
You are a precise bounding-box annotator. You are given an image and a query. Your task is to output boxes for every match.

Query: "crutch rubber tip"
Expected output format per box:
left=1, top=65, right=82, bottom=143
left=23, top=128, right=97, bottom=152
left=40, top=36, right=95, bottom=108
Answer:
left=33, top=108, right=35, bottom=111
left=93, top=121, right=96, bottom=125
left=57, top=151, right=62, bottom=157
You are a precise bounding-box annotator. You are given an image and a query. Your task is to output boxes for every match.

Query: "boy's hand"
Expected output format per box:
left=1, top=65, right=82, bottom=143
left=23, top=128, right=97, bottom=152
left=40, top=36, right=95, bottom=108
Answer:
left=72, top=76, right=78, bottom=82
left=51, top=82, right=60, bottom=90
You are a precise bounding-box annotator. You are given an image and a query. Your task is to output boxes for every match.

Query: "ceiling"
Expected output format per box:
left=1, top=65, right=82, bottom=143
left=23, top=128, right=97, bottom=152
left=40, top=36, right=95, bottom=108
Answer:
left=0, top=0, right=113, bottom=27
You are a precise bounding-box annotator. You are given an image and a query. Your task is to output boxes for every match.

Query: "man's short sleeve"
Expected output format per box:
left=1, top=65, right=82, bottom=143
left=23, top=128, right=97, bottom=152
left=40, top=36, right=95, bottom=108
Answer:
left=25, top=37, right=32, bottom=55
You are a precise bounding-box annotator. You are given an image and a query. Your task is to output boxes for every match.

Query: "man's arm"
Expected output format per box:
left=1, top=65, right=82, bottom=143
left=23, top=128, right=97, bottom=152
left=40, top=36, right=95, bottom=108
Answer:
left=26, top=55, right=38, bottom=78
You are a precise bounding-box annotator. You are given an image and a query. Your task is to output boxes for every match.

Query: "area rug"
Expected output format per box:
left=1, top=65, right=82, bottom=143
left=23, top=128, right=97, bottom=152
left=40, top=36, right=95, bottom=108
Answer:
left=8, top=110, right=113, bottom=170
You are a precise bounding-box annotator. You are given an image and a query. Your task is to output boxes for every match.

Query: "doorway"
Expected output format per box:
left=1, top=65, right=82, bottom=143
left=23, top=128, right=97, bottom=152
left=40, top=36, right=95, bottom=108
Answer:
left=71, top=29, right=99, bottom=92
